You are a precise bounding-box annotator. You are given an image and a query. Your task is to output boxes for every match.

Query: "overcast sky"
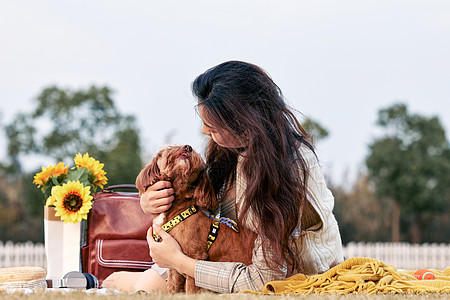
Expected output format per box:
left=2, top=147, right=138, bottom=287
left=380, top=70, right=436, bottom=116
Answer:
left=1, top=0, right=449, bottom=185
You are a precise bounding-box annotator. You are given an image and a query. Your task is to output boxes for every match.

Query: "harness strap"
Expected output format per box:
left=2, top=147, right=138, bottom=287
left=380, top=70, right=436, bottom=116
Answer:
left=206, top=221, right=220, bottom=252
left=153, top=205, right=198, bottom=242
left=152, top=205, right=237, bottom=254
left=200, top=208, right=239, bottom=233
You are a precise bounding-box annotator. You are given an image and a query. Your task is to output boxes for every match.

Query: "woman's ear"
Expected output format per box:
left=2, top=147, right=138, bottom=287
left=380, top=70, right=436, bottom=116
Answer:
left=194, top=172, right=218, bottom=210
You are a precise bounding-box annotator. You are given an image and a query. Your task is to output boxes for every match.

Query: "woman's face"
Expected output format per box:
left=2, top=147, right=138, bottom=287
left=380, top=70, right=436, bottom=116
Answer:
left=198, top=105, right=245, bottom=149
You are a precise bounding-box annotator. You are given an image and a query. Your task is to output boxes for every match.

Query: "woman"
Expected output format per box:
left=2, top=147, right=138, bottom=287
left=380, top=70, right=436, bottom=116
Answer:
left=104, top=61, right=343, bottom=293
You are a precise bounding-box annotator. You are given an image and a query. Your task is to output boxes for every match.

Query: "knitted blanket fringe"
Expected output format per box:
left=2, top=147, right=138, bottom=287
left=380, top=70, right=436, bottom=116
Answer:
left=254, top=257, right=450, bottom=295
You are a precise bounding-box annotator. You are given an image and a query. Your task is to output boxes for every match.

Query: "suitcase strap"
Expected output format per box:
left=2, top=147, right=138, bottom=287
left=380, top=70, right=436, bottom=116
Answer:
left=101, top=184, right=137, bottom=192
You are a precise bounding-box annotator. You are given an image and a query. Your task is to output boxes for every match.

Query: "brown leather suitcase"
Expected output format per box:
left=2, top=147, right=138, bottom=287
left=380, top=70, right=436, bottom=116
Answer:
left=81, top=184, right=154, bottom=285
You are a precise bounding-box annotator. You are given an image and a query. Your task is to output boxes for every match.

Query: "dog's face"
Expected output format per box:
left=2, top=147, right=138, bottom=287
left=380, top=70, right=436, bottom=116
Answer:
left=136, top=144, right=217, bottom=210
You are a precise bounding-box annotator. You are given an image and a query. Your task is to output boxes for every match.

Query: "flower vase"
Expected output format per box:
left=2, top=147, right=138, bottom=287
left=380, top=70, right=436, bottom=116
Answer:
left=44, top=206, right=81, bottom=281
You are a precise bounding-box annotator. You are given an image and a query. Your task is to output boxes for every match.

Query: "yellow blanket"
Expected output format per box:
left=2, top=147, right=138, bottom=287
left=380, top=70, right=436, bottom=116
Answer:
left=258, top=257, right=450, bottom=295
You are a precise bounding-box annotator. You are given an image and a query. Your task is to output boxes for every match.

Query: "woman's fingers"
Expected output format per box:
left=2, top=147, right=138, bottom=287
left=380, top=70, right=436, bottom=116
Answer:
left=148, top=180, right=172, bottom=191
left=152, top=203, right=173, bottom=214
left=154, top=188, right=174, bottom=199
left=150, top=192, right=174, bottom=213
left=147, top=227, right=155, bottom=244
left=152, top=224, right=171, bottom=240
left=140, top=181, right=174, bottom=214
left=147, top=224, right=171, bottom=245
left=147, top=224, right=183, bottom=269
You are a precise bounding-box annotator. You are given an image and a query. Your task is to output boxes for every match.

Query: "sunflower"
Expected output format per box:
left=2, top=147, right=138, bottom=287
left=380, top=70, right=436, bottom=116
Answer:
left=45, top=195, right=56, bottom=207
left=52, top=181, right=93, bottom=224
left=74, top=153, right=108, bottom=189
left=33, top=162, right=69, bottom=188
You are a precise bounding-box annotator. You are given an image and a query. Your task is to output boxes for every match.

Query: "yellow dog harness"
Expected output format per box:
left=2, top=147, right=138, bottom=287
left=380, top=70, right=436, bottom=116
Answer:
left=152, top=205, right=239, bottom=252
left=152, top=205, right=198, bottom=242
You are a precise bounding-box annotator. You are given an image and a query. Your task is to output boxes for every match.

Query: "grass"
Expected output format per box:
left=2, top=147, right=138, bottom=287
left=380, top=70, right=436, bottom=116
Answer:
left=1, top=290, right=450, bottom=300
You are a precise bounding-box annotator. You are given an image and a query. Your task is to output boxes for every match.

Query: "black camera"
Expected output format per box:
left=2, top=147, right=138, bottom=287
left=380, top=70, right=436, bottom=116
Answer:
left=47, top=271, right=98, bottom=289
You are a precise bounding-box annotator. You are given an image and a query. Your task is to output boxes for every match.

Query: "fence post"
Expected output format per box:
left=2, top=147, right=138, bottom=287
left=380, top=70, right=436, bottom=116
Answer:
left=0, top=241, right=46, bottom=269
left=2, top=241, right=450, bottom=270
left=342, top=242, right=450, bottom=270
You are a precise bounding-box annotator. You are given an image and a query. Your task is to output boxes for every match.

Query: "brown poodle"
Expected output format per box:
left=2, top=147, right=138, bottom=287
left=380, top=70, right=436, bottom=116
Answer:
left=136, top=144, right=255, bottom=293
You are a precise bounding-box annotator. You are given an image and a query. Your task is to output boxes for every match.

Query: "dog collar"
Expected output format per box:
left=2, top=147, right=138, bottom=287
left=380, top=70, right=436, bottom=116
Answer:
left=200, top=209, right=239, bottom=233
left=152, top=205, right=239, bottom=254
left=202, top=209, right=240, bottom=252
left=153, top=205, right=198, bottom=242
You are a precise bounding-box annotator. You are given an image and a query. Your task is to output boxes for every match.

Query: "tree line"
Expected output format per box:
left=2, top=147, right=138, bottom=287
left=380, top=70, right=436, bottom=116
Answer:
left=0, top=86, right=449, bottom=244
left=333, top=103, right=450, bottom=244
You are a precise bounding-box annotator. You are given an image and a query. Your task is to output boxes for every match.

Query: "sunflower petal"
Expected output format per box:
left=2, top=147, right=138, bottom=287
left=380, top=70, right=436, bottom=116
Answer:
left=52, top=181, right=93, bottom=224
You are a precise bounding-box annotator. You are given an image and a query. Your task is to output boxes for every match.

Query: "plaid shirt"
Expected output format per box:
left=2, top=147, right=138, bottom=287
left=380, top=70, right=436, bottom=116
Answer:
left=194, top=145, right=344, bottom=293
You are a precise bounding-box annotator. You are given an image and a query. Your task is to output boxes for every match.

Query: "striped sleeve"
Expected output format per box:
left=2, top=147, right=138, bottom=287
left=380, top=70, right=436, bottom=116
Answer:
left=194, top=236, right=286, bottom=293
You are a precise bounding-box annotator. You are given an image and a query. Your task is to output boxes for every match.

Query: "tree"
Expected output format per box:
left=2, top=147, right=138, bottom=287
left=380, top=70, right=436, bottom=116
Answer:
left=302, top=118, right=329, bottom=145
left=366, top=103, right=450, bottom=243
left=0, top=175, right=43, bottom=242
left=332, top=172, right=392, bottom=244
left=4, top=85, right=143, bottom=218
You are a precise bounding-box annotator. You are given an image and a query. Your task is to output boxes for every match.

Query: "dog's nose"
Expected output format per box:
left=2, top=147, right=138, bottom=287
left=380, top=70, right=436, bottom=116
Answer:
left=182, top=145, right=192, bottom=152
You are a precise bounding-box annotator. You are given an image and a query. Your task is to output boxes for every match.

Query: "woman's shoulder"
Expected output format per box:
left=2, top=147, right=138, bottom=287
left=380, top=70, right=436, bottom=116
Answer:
left=296, top=141, right=335, bottom=220
left=297, top=142, right=320, bottom=169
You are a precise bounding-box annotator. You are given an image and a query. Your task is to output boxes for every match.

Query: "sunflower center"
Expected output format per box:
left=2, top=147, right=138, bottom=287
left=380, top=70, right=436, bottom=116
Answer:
left=63, top=193, right=83, bottom=212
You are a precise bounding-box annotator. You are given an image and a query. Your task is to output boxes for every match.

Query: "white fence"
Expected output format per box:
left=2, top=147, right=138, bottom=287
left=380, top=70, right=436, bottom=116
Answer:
left=0, top=241, right=47, bottom=269
left=344, top=242, right=450, bottom=270
left=1, top=241, right=449, bottom=270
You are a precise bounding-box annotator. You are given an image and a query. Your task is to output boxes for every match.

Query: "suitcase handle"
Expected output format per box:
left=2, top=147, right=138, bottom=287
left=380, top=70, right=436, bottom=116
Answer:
left=101, top=184, right=138, bottom=193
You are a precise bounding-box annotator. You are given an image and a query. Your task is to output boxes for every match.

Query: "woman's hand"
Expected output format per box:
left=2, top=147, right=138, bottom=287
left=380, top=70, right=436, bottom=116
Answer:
left=140, top=181, right=174, bottom=215
left=147, top=224, right=197, bottom=277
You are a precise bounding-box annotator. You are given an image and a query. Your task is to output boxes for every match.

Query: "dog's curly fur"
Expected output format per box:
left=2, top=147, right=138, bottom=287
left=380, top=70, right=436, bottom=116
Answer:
left=136, top=144, right=255, bottom=294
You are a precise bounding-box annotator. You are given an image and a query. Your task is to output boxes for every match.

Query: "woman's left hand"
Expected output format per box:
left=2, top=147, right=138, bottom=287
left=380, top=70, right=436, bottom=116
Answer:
left=147, top=224, right=186, bottom=269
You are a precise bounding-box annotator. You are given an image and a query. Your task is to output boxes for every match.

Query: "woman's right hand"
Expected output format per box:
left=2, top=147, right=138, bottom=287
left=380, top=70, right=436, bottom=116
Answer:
left=140, top=181, right=174, bottom=215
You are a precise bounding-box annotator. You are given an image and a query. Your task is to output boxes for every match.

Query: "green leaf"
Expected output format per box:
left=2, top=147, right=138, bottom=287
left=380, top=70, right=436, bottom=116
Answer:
left=44, top=181, right=55, bottom=200
left=51, top=175, right=60, bottom=186
left=67, top=167, right=90, bottom=186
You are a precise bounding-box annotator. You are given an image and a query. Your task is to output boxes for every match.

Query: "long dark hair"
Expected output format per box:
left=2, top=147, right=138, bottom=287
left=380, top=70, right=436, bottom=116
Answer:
left=192, top=61, right=315, bottom=272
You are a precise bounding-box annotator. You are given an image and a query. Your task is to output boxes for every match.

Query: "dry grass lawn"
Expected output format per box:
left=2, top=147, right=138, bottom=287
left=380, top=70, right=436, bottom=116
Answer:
left=1, top=291, right=450, bottom=300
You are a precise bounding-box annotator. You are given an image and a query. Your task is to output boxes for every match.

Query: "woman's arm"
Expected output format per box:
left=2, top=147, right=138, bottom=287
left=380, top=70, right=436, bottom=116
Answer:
left=194, top=235, right=286, bottom=293
left=296, top=145, right=344, bottom=274
left=148, top=225, right=286, bottom=293
left=147, top=225, right=197, bottom=277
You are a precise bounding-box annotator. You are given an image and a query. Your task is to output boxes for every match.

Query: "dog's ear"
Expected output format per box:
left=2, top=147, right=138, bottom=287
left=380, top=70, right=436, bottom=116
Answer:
left=194, top=171, right=218, bottom=210
left=148, top=157, right=162, bottom=183
left=136, top=165, right=148, bottom=193
left=136, top=163, right=152, bottom=193
left=135, top=158, right=160, bottom=193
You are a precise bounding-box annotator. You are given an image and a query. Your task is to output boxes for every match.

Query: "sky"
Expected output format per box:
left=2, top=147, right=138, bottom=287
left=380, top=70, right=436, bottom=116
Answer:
left=0, top=0, right=449, bottom=186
